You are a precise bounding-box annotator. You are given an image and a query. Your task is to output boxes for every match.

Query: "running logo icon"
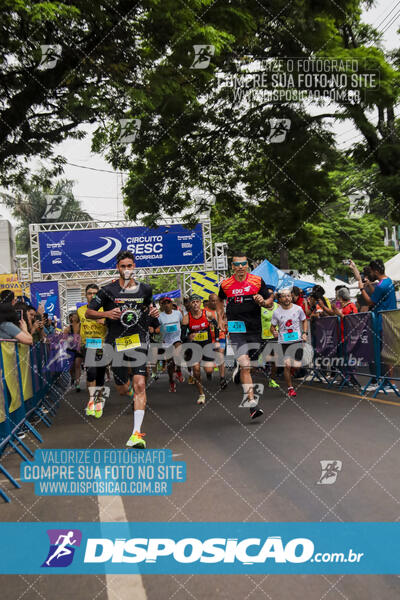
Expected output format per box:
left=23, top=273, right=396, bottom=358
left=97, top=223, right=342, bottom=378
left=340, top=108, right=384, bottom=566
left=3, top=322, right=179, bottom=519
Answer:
left=317, top=460, right=342, bottom=485
left=82, top=236, right=122, bottom=264
left=42, top=529, right=82, bottom=568
left=190, top=45, right=215, bottom=69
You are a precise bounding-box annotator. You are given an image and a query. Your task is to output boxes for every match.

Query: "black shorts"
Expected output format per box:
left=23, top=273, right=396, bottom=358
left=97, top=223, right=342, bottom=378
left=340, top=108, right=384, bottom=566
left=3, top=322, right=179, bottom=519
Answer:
left=184, top=341, right=215, bottom=364
left=111, top=347, right=148, bottom=384
left=281, top=343, right=304, bottom=362
left=229, top=332, right=262, bottom=359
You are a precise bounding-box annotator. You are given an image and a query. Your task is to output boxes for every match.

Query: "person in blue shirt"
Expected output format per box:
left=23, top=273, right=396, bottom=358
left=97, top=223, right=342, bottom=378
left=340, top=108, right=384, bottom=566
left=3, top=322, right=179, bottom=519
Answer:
left=349, top=259, right=396, bottom=313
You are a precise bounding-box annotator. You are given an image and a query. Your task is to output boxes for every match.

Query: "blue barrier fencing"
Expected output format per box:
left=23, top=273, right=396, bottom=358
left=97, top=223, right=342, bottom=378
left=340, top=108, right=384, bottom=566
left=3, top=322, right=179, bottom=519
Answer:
left=0, top=338, right=73, bottom=503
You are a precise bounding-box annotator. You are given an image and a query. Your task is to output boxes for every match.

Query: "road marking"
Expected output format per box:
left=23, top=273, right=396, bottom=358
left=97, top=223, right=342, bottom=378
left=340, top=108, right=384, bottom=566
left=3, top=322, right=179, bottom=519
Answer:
left=98, top=495, right=147, bottom=600
left=303, top=385, right=400, bottom=407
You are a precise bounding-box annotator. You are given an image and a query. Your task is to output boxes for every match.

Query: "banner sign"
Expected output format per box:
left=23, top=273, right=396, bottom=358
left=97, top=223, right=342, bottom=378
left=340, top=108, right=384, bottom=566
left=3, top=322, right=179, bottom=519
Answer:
left=313, top=316, right=340, bottom=357
left=381, top=309, right=400, bottom=366
left=38, top=224, right=205, bottom=273
left=343, top=312, right=375, bottom=365
left=1, top=522, right=400, bottom=574
left=0, top=273, right=25, bottom=297
left=29, top=281, right=61, bottom=321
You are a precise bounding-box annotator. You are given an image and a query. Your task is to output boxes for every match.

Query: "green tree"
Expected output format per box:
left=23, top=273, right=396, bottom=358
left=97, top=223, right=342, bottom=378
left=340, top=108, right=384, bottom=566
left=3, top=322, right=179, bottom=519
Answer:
left=1, top=173, right=91, bottom=252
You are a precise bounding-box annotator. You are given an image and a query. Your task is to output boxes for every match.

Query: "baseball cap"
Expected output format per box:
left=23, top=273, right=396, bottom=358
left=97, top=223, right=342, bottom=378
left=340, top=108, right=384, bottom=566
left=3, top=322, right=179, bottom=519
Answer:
left=189, top=294, right=202, bottom=301
left=160, top=297, right=172, bottom=303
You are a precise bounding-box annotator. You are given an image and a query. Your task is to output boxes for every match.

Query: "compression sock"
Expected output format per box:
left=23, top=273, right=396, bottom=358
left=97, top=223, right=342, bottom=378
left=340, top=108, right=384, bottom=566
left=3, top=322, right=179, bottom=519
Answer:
left=133, top=409, right=145, bottom=434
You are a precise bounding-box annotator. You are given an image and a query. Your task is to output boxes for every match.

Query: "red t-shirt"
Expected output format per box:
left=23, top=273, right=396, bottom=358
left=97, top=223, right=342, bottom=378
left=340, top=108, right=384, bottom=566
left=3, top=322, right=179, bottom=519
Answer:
left=340, top=302, right=358, bottom=341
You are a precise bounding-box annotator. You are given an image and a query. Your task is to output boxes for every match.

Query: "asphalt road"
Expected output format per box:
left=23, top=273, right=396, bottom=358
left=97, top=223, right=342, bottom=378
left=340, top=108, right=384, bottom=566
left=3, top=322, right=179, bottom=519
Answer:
left=1, top=369, right=400, bottom=599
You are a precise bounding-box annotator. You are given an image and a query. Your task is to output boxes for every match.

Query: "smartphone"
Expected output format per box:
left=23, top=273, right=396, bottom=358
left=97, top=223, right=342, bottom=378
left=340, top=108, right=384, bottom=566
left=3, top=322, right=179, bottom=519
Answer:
left=15, top=309, right=23, bottom=321
left=342, top=259, right=351, bottom=265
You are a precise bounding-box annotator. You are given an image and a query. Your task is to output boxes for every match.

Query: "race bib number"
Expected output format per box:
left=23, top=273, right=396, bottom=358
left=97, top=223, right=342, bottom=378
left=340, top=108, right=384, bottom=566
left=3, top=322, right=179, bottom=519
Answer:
left=228, top=321, right=246, bottom=333
left=193, top=331, right=208, bottom=342
left=165, top=323, right=178, bottom=333
left=283, top=331, right=300, bottom=342
left=85, top=338, right=103, bottom=349
left=115, top=334, right=141, bottom=352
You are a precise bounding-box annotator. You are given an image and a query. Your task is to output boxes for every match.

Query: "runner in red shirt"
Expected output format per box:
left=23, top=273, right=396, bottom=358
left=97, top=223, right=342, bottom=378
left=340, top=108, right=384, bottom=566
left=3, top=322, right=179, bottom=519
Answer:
left=217, top=254, right=272, bottom=420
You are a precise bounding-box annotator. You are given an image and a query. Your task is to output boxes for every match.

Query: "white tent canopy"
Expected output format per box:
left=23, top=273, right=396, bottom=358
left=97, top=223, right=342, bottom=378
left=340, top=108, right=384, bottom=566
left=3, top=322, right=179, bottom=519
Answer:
left=385, top=253, right=400, bottom=281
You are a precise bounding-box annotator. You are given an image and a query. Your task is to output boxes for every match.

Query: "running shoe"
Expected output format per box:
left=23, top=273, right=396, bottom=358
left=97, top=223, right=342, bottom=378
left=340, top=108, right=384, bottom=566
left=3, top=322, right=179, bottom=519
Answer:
left=288, top=387, right=297, bottom=398
left=169, top=382, right=176, bottom=393
left=206, top=372, right=212, bottom=381
left=188, top=375, right=195, bottom=385
left=197, top=394, right=206, bottom=404
left=232, top=364, right=241, bottom=384
left=126, top=431, right=146, bottom=448
left=85, top=400, right=95, bottom=417
left=268, top=378, right=280, bottom=389
left=220, top=377, right=228, bottom=390
left=250, top=408, right=264, bottom=420
left=75, top=382, right=81, bottom=393
left=151, top=372, right=159, bottom=381
left=176, top=371, right=184, bottom=383
left=94, top=388, right=106, bottom=419
left=242, top=397, right=258, bottom=408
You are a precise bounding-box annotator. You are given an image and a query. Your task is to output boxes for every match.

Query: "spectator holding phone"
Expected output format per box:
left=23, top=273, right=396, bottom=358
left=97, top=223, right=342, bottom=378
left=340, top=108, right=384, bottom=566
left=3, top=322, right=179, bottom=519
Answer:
left=0, top=297, right=32, bottom=345
left=348, top=259, right=396, bottom=314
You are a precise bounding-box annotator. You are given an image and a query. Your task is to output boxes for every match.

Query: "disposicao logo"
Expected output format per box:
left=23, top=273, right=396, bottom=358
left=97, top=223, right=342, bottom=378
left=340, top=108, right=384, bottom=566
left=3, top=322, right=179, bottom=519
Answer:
left=82, top=237, right=122, bottom=263
left=42, top=529, right=82, bottom=568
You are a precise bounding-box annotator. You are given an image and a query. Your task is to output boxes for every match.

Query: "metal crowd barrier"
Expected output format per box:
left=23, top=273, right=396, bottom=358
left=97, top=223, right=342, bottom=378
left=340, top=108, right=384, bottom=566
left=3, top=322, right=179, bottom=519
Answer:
left=0, top=337, right=74, bottom=503
left=308, top=309, right=400, bottom=398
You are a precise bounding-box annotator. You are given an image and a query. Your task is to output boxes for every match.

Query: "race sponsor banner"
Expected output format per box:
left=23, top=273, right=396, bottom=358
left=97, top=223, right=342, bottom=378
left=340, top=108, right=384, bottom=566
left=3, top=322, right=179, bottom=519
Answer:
left=47, top=333, right=81, bottom=372
left=343, top=312, right=374, bottom=365
left=38, top=224, right=204, bottom=273
left=0, top=522, right=399, bottom=574
left=30, top=281, right=61, bottom=321
left=313, top=316, right=340, bottom=357
left=380, top=309, right=400, bottom=366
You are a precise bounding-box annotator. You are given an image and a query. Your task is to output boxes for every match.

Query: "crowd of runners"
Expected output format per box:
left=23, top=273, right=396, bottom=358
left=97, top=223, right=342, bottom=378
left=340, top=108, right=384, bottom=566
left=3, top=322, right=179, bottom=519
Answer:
left=62, top=250, right=312, bottom=449
left=0, top=249, right=396, bottom=449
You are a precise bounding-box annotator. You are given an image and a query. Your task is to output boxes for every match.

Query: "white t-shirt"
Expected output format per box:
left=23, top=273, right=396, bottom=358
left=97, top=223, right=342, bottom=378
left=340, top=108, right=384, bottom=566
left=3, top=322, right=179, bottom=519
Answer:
left=158, top=310, right=182, bottom=347
left=271, top=304, right=306, bottom=344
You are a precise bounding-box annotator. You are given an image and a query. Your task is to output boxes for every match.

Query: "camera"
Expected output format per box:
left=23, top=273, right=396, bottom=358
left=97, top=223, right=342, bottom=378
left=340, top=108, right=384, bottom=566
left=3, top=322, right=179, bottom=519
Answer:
left=342, top=259, right=351, bottom=265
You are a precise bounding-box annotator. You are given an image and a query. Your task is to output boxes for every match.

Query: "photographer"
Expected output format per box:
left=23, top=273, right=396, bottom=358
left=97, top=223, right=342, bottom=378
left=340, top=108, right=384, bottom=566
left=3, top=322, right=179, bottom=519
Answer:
left=348, top=259, right=396, bottom=314
left=308, top=285, right=334, bottom=317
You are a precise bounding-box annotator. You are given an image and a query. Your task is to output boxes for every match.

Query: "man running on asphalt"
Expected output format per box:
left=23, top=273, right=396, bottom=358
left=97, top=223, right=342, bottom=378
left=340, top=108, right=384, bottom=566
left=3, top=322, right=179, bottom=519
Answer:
left=86, top=250, right=159, bottom=448
left=78, top=283, right=107, bottom=418
left=217, top=253, right=272, bottom=419
left=182, top=294, right=218, bottom=405
left=158, top=296, right=184, bottom=392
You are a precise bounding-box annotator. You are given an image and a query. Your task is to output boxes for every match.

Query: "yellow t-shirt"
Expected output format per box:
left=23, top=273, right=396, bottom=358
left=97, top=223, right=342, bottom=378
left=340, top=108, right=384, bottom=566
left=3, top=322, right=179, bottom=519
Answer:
left=77, top=304, right=107, bottom=345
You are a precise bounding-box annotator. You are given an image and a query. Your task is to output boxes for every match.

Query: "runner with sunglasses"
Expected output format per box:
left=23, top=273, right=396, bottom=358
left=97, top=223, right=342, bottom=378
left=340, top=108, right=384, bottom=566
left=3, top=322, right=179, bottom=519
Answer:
left=217, top=254, right=273, bottom=419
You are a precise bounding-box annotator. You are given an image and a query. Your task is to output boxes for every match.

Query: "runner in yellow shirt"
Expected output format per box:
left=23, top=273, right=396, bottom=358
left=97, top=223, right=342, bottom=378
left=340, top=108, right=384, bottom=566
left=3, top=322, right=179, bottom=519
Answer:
left=77, top=284, right=107, bottom=418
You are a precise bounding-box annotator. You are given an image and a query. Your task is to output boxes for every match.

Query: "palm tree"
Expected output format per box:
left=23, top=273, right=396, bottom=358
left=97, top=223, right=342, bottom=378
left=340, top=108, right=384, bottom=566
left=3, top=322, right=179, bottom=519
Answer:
left=1, top=171, right=92, bottom=253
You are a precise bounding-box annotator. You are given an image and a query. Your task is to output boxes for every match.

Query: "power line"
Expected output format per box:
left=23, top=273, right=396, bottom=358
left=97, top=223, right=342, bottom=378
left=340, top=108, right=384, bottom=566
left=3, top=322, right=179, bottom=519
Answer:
left=65, top=161, right=129, bottom=175
left=374, top=0, right=400, bottom=31
left=380, top=8, right=400, bottom=34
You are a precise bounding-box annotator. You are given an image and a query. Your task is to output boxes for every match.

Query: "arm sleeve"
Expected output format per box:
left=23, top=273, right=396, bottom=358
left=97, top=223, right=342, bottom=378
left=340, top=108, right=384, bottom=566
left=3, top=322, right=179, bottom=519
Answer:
left=87, top=288, right=107, bottom=310
left=218, top=286, right=227, bottom=300
left=259, top=278, right=271, bottom=299
left=144, top=285, right=153, bottom=307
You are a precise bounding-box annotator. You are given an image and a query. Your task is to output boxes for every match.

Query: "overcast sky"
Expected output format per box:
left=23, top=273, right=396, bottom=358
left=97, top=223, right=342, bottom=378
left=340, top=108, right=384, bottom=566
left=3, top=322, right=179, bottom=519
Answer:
left=1, top=0, right=399, bottom=226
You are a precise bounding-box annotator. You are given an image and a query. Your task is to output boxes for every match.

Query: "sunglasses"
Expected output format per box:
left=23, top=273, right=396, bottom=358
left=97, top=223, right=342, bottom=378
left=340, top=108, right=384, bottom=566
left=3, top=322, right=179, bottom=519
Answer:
left=233, top=261, right=247, bottom=266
